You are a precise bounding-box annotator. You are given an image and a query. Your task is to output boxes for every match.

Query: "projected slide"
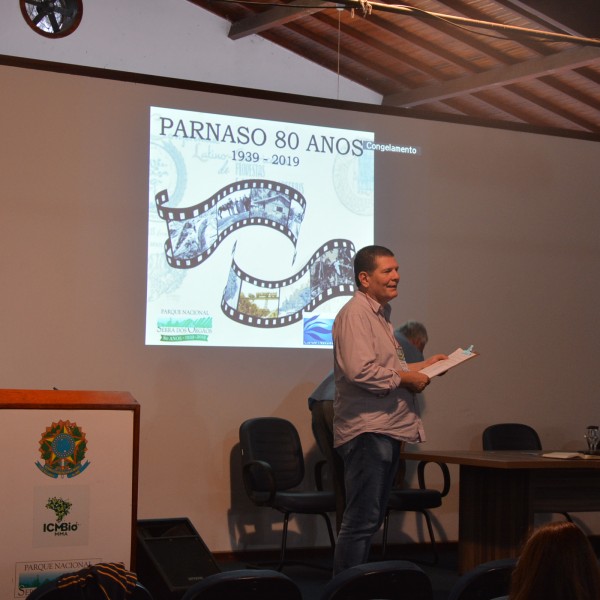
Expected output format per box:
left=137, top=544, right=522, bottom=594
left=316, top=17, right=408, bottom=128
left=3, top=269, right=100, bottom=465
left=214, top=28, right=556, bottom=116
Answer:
left=146, top=106, right=374, bottom=348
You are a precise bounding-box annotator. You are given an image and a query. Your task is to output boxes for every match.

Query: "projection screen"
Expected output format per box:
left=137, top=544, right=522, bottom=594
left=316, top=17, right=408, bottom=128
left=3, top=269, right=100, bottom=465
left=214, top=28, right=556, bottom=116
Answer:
left=146, top=102, right=423, bottom=348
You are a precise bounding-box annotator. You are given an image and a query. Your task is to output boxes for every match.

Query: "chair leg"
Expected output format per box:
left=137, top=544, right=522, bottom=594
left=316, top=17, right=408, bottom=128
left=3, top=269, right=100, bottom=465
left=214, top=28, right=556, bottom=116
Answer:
left=381, top=511, right=391, bottom=558
left=382, top=510, right=438, bottom=564
left=276, top=512, right=291, bottom=571
left=271, top=511, right=335, bottom=572
left=562, top=512, right=573, bottom=523
left=420, top=510, right=439, bottom=564
left=320, top=512, right=336, bottom=549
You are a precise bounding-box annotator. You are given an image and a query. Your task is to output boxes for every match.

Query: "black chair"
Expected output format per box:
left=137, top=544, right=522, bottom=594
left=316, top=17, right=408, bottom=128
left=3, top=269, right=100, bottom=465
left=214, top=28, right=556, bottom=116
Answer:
left=180, top=568, right=302, bottom=600
left=482, top=423, right=572, bottom=522
left=482, top=423, right=541, bottom=451
left=447, top=558, right=517, bottom=600
left=132, top=584, right=154, bottom=600
left=239, top=417, right=336, bottom=569
left=382, top=457, right=451, bottom=563
left=319, top=559, right=433, bottom=600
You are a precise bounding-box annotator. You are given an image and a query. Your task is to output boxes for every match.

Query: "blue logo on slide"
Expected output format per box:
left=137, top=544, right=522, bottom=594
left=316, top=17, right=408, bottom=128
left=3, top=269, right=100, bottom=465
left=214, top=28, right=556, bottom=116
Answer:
left=303, top=316, right=333, bottom=346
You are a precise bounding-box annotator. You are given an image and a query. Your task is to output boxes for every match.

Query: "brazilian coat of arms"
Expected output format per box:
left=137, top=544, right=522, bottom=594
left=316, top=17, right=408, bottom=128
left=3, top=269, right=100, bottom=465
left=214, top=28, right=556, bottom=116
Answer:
left=35, top=420, right=90, bottom=478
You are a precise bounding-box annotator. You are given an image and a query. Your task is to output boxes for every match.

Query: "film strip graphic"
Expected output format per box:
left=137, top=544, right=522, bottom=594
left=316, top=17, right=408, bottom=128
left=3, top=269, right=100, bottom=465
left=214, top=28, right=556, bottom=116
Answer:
left=221, top=239, right=356, bottom=329
left=155, top=179, right=306, bottom=269
left=156, top=179, right=356, bottom=330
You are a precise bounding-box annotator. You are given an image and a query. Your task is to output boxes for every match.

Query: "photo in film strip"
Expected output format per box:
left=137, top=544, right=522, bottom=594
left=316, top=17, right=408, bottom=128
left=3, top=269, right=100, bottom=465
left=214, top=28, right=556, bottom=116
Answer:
left=221, top=238, right=355, bottom=330
left=146, top=106, right=374, bottom=348
left=155, top=179, right=306, bottom=269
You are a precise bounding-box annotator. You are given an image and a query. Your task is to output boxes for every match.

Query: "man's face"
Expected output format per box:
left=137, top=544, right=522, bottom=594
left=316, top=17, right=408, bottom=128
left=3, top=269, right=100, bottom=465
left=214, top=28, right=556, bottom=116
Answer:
left=359, top=255, right=400, bottom=305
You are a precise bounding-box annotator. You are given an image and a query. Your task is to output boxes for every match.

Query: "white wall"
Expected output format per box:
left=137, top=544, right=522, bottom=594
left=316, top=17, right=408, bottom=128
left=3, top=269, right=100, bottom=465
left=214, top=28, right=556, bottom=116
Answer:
left=0, top=0, right=381, bottom=103
left=1, top=0, right=599, bottom=555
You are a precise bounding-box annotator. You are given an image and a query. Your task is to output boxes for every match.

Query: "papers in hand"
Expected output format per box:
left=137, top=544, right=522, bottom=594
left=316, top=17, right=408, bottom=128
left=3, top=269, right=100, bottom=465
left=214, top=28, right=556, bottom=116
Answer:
left=420, top=347, right=479, bottom=378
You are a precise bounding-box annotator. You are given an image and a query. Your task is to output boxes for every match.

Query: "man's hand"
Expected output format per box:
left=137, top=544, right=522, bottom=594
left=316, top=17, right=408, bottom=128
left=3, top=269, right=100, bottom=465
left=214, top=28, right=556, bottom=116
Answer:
left=425, top=353, right=449, bottom=376
left=398, top=370, right=430, bottom=393
left=424, top=353, right=448, bottom=366
left=408, top=353, right=448, bottom=373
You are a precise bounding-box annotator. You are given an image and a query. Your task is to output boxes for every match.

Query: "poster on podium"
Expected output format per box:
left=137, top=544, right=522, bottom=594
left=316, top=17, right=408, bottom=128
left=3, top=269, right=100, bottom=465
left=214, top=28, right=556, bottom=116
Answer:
left=0, top=390, right=139, bottom=599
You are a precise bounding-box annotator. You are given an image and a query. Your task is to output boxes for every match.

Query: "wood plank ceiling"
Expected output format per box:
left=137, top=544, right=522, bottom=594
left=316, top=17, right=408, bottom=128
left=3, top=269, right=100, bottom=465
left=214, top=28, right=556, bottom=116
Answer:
left=186, top=0, right=600, bottom=139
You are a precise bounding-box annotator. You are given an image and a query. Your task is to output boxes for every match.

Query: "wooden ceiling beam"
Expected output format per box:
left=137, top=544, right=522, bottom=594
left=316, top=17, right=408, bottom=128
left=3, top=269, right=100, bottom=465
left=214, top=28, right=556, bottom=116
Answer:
left=314, top=12, right=447, bottom=81
left=576, top=66, right=600, bottom=85
left=443, top=94, right=531, bottom=124
left=366, top=13, right=480, bottom=73
left=228, top=0, right=330, bottom=40
left=504, top=83, right=600, bottom=131
left=539, top=75, right=600, bottom=111
left=340, top=0, right=600, bottom=47
left=382, top=46, right=600, bottom=107
left=282, top=21, right=406, bottom=85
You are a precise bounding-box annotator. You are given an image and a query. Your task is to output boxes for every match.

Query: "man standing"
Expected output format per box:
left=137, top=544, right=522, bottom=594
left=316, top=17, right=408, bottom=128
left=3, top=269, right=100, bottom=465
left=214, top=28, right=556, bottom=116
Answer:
left=332, top=245, right=446, bottom=574
left=308, top=319, right=429, bottom=533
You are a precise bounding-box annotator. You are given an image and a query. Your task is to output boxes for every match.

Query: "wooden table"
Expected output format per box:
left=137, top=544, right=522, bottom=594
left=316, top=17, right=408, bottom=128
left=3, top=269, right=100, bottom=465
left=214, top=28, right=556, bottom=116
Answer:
left=401, top=449, right=600, bottom=572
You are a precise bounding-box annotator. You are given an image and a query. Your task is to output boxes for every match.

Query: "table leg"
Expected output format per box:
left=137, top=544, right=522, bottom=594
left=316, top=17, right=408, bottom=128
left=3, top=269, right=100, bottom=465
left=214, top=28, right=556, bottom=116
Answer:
left=458, top=465, right=533, bottom=573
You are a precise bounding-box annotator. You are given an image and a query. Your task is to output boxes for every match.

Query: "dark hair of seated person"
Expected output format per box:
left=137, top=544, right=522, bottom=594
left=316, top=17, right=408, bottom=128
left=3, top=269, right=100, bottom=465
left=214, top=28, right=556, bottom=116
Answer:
left=509, top=521, right=600, bottom=600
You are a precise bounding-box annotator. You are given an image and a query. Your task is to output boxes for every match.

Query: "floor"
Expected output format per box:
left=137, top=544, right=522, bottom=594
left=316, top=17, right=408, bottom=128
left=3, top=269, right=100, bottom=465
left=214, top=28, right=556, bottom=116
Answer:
left=220, top=546, right=461, bottom=600
left=154, top=538, right=599, bottom=599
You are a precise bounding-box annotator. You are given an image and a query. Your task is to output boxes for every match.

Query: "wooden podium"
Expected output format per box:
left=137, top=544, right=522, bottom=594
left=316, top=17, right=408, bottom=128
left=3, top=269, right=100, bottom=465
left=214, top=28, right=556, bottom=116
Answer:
left=0, top=389, right=139, bottom=599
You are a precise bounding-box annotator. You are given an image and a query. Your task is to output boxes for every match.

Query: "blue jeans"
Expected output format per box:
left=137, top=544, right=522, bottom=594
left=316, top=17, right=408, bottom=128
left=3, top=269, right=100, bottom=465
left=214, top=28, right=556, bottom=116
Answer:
left=333, top=433, right=401, bottom=575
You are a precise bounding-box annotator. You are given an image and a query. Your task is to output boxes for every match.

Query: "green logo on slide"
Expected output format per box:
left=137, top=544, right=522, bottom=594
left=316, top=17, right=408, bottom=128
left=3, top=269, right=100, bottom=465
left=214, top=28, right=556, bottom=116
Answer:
left=157, top=316, right=213, bottom=342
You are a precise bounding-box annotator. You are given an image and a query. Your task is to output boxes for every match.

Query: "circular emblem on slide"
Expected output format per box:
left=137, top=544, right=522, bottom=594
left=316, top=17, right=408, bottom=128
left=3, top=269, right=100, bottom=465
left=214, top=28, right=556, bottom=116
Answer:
left=35, top=420, right=90, bottom=478
left=332, top=153, right=374, bottom=216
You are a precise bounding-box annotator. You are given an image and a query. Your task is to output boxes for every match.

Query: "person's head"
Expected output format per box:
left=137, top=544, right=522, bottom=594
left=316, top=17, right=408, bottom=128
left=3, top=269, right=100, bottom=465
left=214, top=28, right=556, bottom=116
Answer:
left=510, top=521, right=600, bottom=600
left=354, top=245, right=399, bottom=306
left=398, top=320, right=428, bottom=352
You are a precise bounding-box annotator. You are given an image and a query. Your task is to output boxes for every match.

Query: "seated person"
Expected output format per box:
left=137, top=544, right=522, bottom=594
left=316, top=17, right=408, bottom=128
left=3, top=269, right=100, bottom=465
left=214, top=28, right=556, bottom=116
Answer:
left=508, top=521, right=600, bottom=600
left=394, top=320, right=428, bottom=362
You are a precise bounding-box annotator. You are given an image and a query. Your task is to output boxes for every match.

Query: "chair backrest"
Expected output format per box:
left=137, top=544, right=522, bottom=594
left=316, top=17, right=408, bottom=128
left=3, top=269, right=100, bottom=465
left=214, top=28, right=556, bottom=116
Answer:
left=28, top=579, right=152, bottom=599
left=180, top=568, right=302, bottom=600
left=482, top=423, right=542, bottom=451
left=319, top=560, right=433, bottom=600
left=132, top=582, right=154, bottom=599
left=447, top=558, right=517, bottom=600
left=239, top=417, right=304, bottom=491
